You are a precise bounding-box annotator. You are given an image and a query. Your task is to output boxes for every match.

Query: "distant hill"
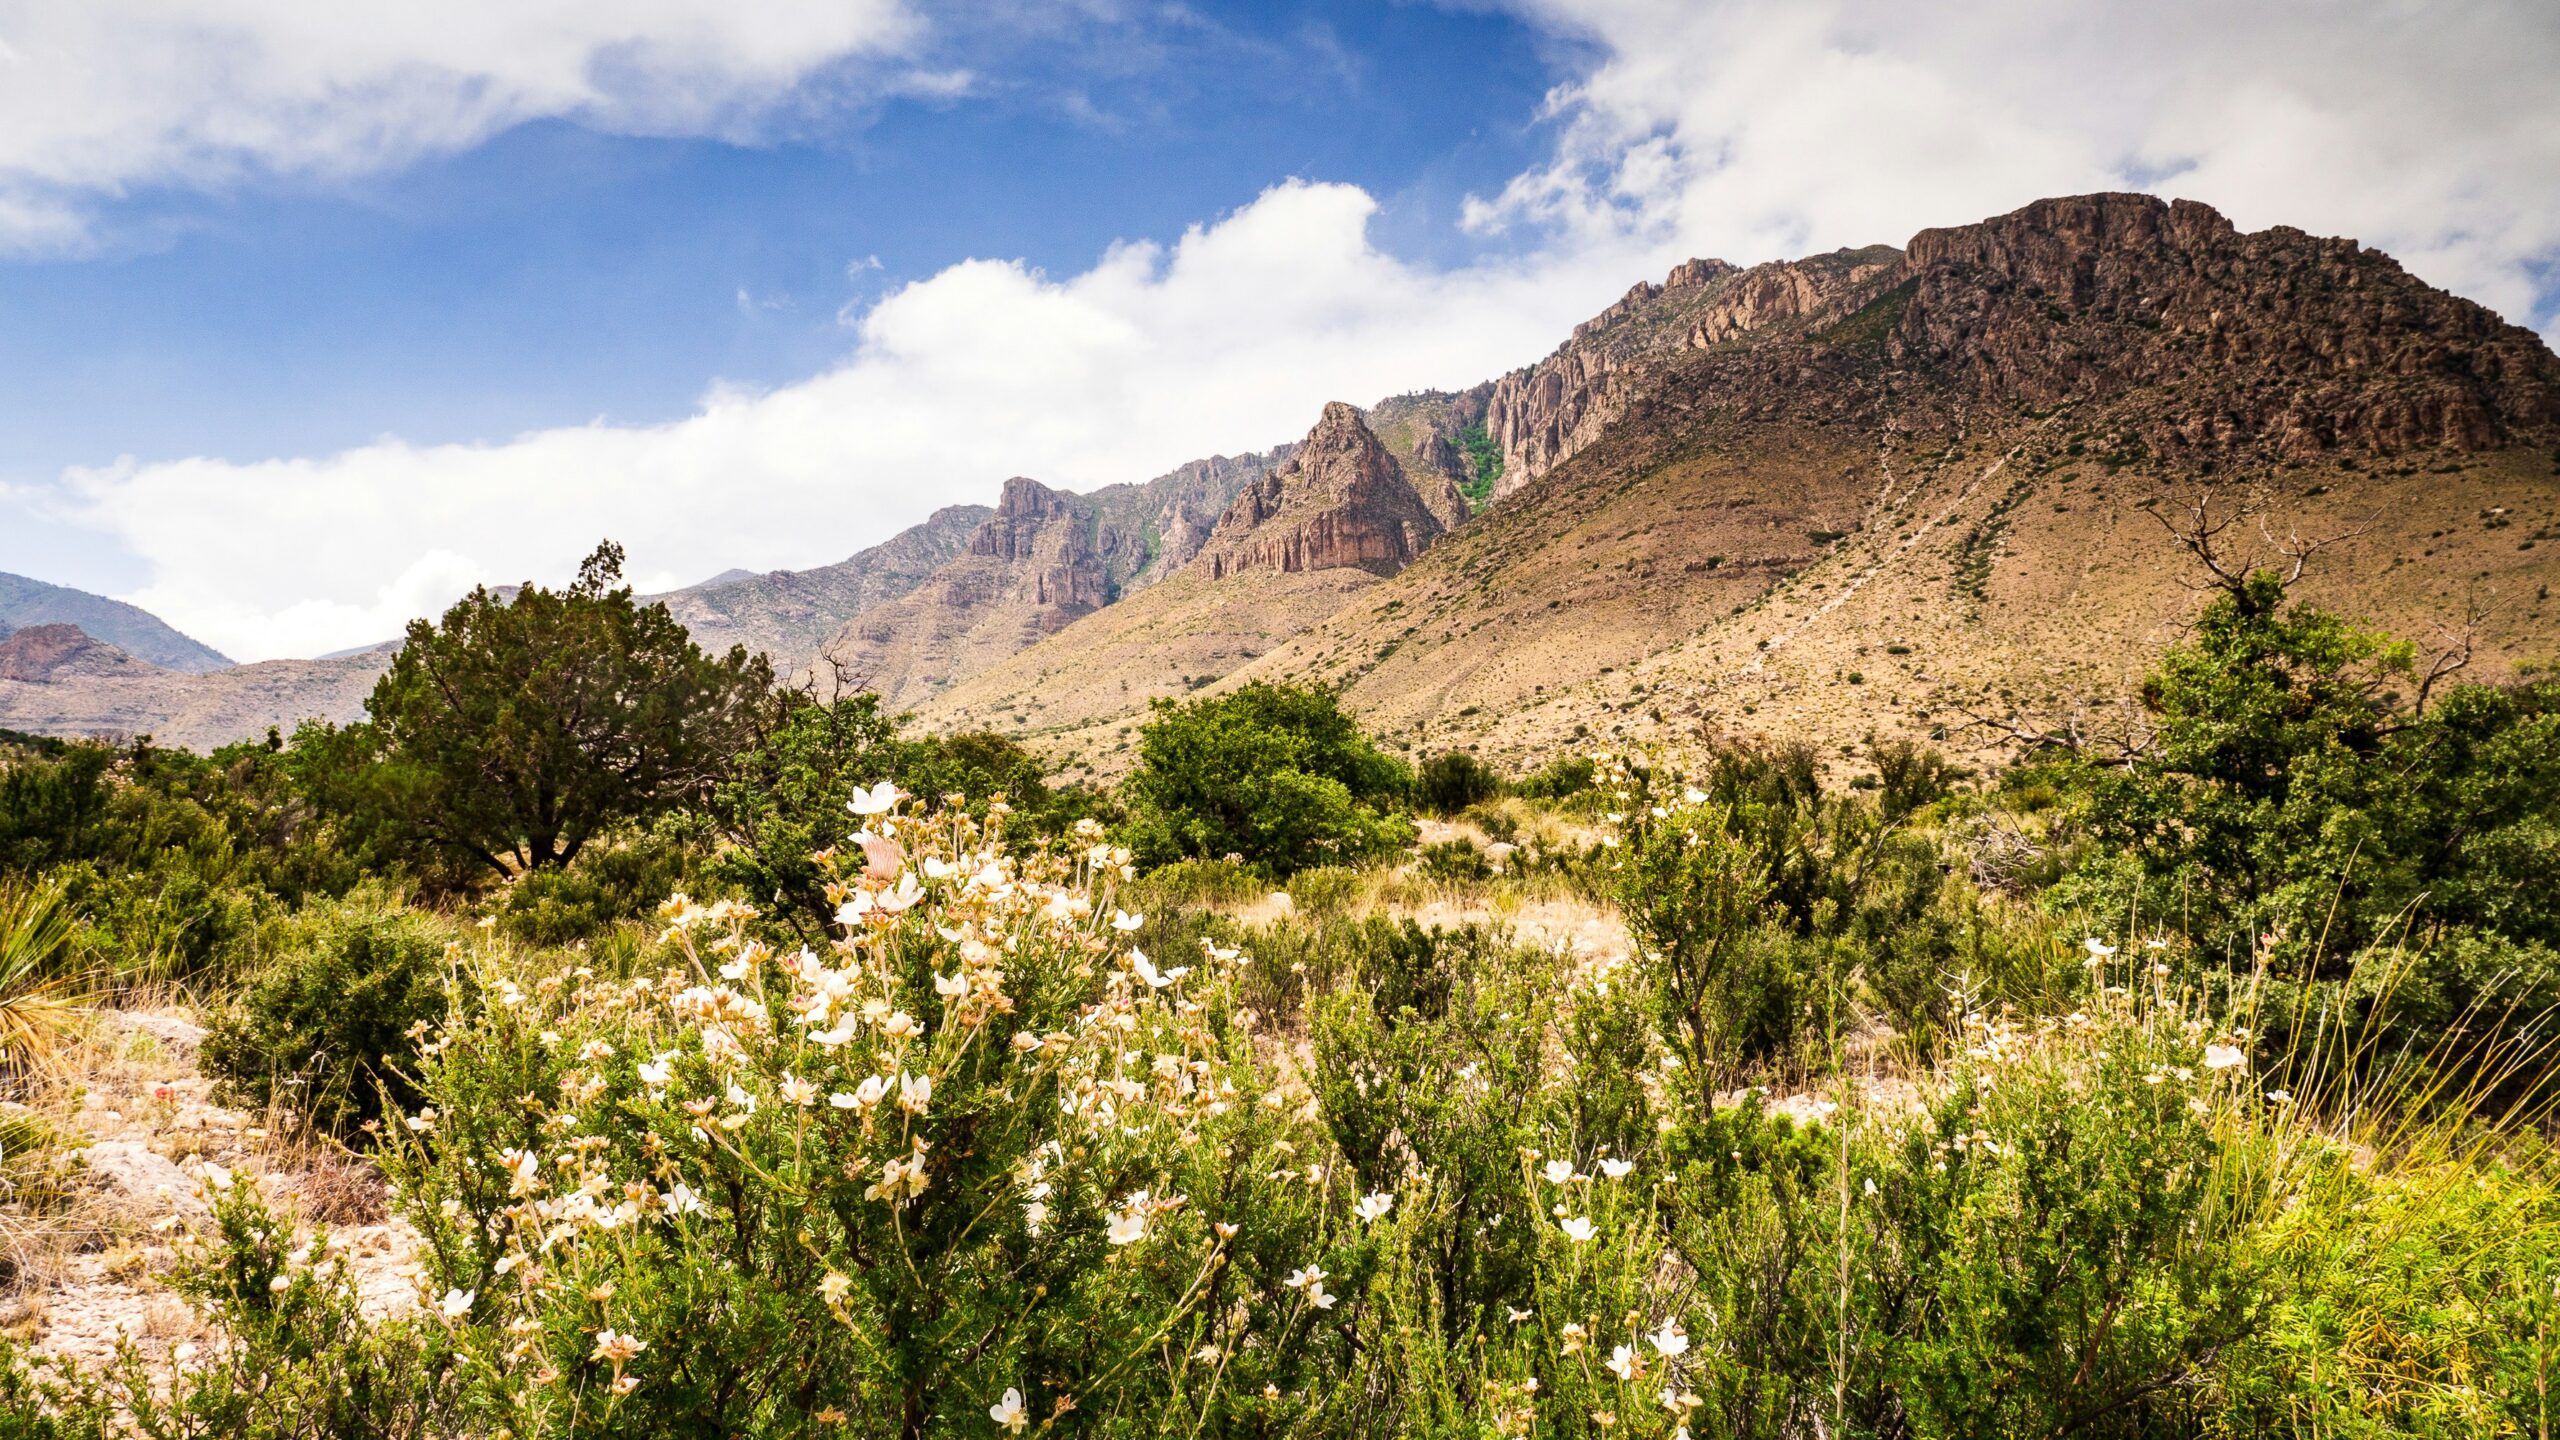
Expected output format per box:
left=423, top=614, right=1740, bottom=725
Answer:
left=650, top=505, right=993, bottom=671
left=0, top=573, right=232, bottom=673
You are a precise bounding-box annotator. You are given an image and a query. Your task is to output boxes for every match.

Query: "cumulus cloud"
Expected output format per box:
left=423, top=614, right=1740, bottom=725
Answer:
left=1481, top=0, right=2560, bottom=332
left=0, top=0, right=921, bottom=248
left=60, top=181, right=1643, bottom=660
left=36, top=0, right=2560, bottom=660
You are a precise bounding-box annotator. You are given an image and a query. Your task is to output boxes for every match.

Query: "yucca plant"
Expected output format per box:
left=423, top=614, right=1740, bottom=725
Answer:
left=0, top=883, right=83, bottom=1081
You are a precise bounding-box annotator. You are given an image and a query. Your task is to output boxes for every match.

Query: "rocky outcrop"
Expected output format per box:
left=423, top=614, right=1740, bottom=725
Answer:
left=1482, top=249, right=1896, bottom=497
left=0, top=625, right=160, bottom=683
left=1201, top=403, right=1448, bottom=580
left=808, top=450, right=1278, bottom=707
left=653, top=502, right=991, bottom=666
left=1881, top=193, right=2560, bottom=453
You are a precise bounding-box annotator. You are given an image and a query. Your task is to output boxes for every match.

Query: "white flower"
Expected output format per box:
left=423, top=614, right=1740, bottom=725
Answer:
left=1129, top=948, right=1189, bottom=989
left=848, top=781, right=903, bottom=817
left=1648, top=1319, right=1690, bottom=1358
left=819, top=1271, right=852, bottom=1305
left=2083, top=937, right=2118, bottom=961
left=898, top=1072, right=933, bottom=1115
left=1600, top=1158, right=1635, bottom=1180
left=1558, top=1216, right=1596, bottom=1243
left=1606, top=1344, right=1642, bottom=1381
left=1107, top=1196, right=1150, bottom=1245
left=1111, top=909, right=1145, bottom=932
left=637, top=1059, right=673, bottom=1088
left=1354, top=1191, right=1394, bottom=1224
left=778, top=1075, right=818, bottom=1106
left=987, top=1386, right=1028, bottom=1433
left=2265, top=1089, right=2294, bottom=1105
left=852, top=1074, right=892, bottom=1109
left=436, top=1288, right=474, bottom=1320
left=2203, top=1044, right=2248, bottom=1071
left=1541, top=1159, right=1576, bottom=1185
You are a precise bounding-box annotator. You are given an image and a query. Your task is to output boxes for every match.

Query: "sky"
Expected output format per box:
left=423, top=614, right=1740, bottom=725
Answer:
left=1, top=0, right=2555, bottom=662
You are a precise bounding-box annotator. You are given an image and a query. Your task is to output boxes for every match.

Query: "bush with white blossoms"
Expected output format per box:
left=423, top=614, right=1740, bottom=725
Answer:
left=380, top=800, right=1359, bottom=1437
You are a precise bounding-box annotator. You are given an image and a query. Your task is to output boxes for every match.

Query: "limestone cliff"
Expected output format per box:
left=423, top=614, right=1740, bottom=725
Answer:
left=1199, top=404, right=1451, bottom=580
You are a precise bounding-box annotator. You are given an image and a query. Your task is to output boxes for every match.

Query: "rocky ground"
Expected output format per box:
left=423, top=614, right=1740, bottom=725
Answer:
left=2, top=1008, right=421, bottom=1370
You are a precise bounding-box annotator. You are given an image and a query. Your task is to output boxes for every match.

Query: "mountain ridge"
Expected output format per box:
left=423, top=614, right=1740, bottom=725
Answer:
left=0, top=573, right=233, bottom=674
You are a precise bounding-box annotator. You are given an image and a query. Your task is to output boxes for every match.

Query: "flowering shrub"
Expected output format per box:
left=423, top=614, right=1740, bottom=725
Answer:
left=382, top=799, right=1362, bottom=1436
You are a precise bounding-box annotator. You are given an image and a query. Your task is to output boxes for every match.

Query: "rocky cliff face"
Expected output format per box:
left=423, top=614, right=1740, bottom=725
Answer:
left=1882, top=193, right=2560, bottom=452
left=653, top=502, right=990, bottom=667
left=1482, top=248, right=1897, bottom=496
left=808, top=449, right=1278, bottom=707
left=1201, top=404, right=1449, bottom=580
left=1363, top=389, right=1486, bottom=530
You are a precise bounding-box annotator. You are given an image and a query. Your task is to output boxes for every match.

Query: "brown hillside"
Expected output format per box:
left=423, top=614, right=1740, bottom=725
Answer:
left=933, top=194, right=2560, bottom=776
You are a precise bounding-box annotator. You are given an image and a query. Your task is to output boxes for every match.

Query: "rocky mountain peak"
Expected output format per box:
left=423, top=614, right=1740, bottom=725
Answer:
left=1201, top=403, right=1447, bottom=581
left=0, top=624, right=158, bottom=684
left=1882, top=193, right=2560, bottom=452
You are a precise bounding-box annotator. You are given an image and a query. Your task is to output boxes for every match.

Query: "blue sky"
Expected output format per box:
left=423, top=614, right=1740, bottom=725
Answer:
left=3, top=0, right=2555, bottom=660
left=0, top=2, right=1569, bottom=592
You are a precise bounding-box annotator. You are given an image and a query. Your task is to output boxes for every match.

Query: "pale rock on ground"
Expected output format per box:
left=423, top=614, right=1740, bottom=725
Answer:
left=11, top=1007, right=423, bottom=1372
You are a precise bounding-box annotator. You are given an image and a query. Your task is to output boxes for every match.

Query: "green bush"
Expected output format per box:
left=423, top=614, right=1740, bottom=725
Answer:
left=490, top=819, right=701, bottom=947
left=1123, top=682, right=1414, bottom=876
left=1416, top=837, right=1492, bottom=883
left=200, top=897, right=457, bottom=1136
left=1415, top=750, right=1502, bottom=816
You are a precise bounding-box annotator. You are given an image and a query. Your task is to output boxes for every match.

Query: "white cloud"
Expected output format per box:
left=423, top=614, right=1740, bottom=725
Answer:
left=1480, top=0, right=2560, bottom=334
left=37, top=0, right=2560, bottom=661
left=59, top=181, right=1645, bottom=660
left=0, top=0, right=921, bottom=248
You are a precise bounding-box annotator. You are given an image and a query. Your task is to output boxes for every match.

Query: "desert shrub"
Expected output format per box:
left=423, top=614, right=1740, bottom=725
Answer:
left=200, top=896, right=457, bottom=1136
left=1416, top=837, right=1491, bottom=883
left=1415, top=750, right=1502, bottom=816
left=2045, top=578, right=2560, bottom=1085
left=1866, top=733, right=1964, bottom=820
left=1129, top=855, right=1263, bottom=911
left=378, top=808, right=1360, bottom=1437
left=707, top=693, right=1095, bottom=934
left=1310, top=925, right=1559, bottom=1338
left=1600, top=758, right=1830, bottom=1084
left=1515, top=754, right=1596, bottom=800
left=489, top=817, right=703, bottom=947
left=0, top=1170, right=461, bottom=1438
left=1286, top=865, right=1363, bottom=918
left=1123, top=683, right=1414, bottom=876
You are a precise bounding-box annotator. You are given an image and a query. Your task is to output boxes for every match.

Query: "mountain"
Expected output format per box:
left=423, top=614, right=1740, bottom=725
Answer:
left=5, top=193, right=2550, bottom=766
left=804, top=449, right=1279, bottom=707
left=0, top=625, right=162, bottom=683
left=650, top=504, right=993, bottom=668
left=906, top=194, right=2560, bottom=774
left=0, top=573, right=232, bottom=673
left=912, top=403, right=1466, bottom=777
left=0, top=637, right=391, bottom=750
